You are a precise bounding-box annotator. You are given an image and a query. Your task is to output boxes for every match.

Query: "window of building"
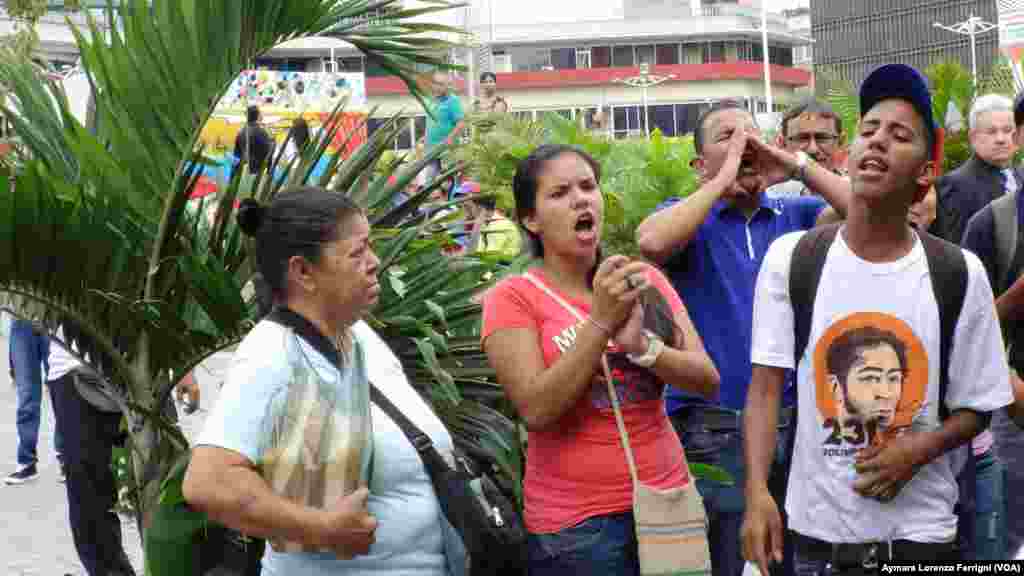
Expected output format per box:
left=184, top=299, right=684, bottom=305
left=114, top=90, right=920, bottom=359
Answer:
left=768, top=45, right=793, bottom=67
left=551, top=48, right=576, bottom=70
left=338, top=57, right=364, bottom=72
left=656, top=43, right=680, bottom=65
left=395, top=117, right=414, bottom=150
left=576, top=48, right=592, bottom=69
left=365, top=55, right=391, bottom=77
left=367, top=117, right=385, bottom=137
left=613, top=45, right=635, bottom=67
left=592, top=46, right=612, bottom=68
left=636, top=45, right=655, bottom=66
left=254, top=58, right=310, bottom=72
left=724, top=41, right=740, bottom=62
left=674, top=103, right=704, bottom=136
left=752, top=42, right=763, bottom=62
left=682, top=43, right=702, bottom=64
left=703, top=42, right=726, bottom=63
left=612, top=105, right=646, bottom=138
left=649, top=105, right=676, bottom=136
left=414, top=116, right=426, bottom=144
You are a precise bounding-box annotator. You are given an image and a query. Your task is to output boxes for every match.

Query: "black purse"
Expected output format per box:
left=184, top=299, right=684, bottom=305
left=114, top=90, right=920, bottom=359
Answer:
left=369, top=384, right=527, bottom=576
left=264, top=307, right=526, bottom=575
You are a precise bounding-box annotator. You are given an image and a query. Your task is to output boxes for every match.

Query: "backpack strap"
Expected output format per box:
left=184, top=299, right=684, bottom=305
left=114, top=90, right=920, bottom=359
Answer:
left=918, top=233, right=968, bottom=422
left=992, top=191, right=1018, bottom=294
left=790, top=223, right=842, bottom=368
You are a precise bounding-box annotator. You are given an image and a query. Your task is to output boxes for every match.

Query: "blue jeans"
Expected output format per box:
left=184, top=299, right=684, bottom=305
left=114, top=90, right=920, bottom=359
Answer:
left=670, top=407, right=794, bottom=576
left=956, top=447, right=1007, bottom=560
left=527, top=512, right=639, bottom=576
left=10, top=320, right=54, bottom=467
left=992, top=407, right=1024, bottom=558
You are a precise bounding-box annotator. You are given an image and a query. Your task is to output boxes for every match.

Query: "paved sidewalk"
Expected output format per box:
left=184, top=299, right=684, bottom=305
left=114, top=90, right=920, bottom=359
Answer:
left=0, top=332, right=230, bottom=576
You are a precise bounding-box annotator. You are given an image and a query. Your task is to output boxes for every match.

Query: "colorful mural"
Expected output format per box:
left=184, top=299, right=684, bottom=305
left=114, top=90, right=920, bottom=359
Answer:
left=194, top=70, right=369, bottom=197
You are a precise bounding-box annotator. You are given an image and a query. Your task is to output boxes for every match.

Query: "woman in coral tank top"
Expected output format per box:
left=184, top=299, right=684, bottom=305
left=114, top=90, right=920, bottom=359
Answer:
left=481, top=144, right=720, bottom=575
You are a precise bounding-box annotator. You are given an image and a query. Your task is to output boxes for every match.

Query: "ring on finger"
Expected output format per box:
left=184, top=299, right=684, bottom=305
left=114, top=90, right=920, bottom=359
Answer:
left=625, top=274, right=640, bottom=290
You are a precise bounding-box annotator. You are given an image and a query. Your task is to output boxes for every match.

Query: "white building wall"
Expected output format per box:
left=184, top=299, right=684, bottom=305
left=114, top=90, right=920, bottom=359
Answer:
left=367, top=78, right=799, bottom=117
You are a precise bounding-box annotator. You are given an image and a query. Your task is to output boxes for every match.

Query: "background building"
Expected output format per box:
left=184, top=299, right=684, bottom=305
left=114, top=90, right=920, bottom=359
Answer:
left=272, top=0, right=811, bottom=146
left=812, top=0, right=999, bottom=88
left=8, top=0, right=812, bottom=149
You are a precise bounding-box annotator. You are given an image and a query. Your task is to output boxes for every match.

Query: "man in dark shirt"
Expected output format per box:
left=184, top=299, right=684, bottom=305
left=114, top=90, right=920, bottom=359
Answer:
left=929, top=93, right=1018, bottom=561
left=960, top=92, right=1024, bottom=559
left=233, top=105, right=274, bottom=174
left=932, top=94, right=1023, bottom=244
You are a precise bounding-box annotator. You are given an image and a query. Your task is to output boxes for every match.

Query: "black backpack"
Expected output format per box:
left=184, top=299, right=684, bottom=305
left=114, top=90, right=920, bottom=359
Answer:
left=789, top=223, right=968, bottom=421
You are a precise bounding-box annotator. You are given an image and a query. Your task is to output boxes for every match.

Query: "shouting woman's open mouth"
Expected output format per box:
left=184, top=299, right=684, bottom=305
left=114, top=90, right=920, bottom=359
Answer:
left=574, top=211, right=598, bottom=244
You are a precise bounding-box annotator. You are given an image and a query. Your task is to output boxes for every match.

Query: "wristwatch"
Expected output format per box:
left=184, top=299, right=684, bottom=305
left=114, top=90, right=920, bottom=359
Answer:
left=627, top=330, right=665, bottom=368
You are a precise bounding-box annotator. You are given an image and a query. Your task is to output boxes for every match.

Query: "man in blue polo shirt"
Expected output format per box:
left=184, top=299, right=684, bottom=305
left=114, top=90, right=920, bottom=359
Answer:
left=636, top=100, right=851, bottom=576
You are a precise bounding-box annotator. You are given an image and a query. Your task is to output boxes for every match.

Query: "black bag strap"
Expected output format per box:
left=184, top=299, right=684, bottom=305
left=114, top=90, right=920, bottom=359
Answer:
left=919, top=233, right=968, bottom=421
left=265, top=307, right=342, bottom=368
left=790, top=223, right=841, bottom=367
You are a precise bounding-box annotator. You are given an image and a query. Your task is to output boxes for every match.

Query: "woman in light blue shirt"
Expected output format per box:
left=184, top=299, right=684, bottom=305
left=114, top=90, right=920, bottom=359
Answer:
left=184, top=186, right=463, bottom=575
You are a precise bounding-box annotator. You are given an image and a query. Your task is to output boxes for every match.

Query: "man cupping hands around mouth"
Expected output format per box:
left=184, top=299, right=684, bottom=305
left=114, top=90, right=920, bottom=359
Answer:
left=716, top=118, right=829, bottom=215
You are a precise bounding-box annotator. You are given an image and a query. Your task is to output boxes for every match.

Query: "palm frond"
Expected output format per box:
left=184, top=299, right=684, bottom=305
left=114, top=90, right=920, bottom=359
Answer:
left=0, top=0, right=466, bottom=395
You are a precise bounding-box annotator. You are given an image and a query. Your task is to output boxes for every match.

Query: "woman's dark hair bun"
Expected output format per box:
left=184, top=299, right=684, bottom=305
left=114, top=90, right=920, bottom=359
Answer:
left=237, top=198, right=266, bottom=236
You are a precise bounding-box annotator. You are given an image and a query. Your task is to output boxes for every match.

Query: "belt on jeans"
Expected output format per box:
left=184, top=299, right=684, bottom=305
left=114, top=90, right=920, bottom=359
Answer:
left=694, top=406, right=794, bottom=431
left=793, top=532, right=954, bottom=568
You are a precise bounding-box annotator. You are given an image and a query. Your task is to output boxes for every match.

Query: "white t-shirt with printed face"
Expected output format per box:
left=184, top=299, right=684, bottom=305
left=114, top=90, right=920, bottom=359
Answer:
left=751, top=230, right=1013, bottom=544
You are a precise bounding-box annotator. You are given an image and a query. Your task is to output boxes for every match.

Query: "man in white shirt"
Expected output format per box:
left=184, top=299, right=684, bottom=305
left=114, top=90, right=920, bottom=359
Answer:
left=741, top=64, right=1014, bottom=575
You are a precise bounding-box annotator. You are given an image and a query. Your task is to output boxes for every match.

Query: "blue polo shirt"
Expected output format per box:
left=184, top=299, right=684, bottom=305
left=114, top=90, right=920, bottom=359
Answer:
left=660, top=193, right=826, bottom=413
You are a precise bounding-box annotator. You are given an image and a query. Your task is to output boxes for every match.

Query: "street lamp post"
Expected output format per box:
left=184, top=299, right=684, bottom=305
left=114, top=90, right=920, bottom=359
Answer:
left=934, top=15, right=1003, bottom=87
left=762, top=1, right=772, bottom=115
left=612, top=62, right=676, bottom=137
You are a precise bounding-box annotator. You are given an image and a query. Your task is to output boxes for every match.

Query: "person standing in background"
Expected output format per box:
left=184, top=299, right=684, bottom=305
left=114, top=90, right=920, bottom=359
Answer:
left=6, top=317, right=56, bottom=484
left=48, top=326, right=137, bottom=576
left=767, top=98, right=846, bottom=199
left=418, top=71, right=465, bottom=193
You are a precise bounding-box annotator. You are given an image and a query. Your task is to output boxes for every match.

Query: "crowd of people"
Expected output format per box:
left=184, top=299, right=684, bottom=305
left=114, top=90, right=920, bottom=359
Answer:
left=7, top=60, right=1024, bottom=576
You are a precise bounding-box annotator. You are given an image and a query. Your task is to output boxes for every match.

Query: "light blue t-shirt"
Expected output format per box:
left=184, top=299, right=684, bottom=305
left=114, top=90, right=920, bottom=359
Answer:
left=198, top=320, right=458, bottom=576
left=426, top=93, right=464, bottom=148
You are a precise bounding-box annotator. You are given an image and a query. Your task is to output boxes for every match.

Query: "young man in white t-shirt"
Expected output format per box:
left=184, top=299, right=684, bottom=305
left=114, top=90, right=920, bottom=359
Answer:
left=741, top=63, right=1015, bottom=575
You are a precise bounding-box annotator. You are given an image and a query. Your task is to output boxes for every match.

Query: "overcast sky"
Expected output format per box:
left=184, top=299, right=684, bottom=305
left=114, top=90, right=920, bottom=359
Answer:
left=765, top=0, right=804, bottom=11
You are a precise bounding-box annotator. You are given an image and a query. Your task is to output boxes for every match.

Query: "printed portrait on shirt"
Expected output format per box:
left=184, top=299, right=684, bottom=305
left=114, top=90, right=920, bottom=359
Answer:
left=813, top=313, right=928, bottom=454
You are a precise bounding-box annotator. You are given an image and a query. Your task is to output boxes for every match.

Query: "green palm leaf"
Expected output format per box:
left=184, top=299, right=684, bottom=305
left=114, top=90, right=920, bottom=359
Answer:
left=0, top=0, right=472, bottom=561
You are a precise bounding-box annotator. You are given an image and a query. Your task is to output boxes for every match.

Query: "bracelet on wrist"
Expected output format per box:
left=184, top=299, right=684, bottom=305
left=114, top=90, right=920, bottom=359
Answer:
left=587, top=315, right=612, bottom=336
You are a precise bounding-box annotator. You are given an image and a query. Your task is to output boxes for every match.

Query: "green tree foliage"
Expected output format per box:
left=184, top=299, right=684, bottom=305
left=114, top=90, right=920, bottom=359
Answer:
left=820, top=58, right=1020, bottom=173
left=0, top=0, right=519, bottom=571
left=455, top=113, right=699, bottom=257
